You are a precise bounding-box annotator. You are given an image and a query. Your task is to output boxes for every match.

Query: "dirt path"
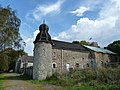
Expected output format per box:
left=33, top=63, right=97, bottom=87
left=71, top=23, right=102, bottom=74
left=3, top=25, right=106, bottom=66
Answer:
left=2, top=73, right=62, bottom=90
left=3, top=73, right=43, bottom=90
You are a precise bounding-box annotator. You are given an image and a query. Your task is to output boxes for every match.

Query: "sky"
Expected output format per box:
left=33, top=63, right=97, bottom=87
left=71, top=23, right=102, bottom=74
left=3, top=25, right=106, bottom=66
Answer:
left=0, top=0, right=120, bottom=56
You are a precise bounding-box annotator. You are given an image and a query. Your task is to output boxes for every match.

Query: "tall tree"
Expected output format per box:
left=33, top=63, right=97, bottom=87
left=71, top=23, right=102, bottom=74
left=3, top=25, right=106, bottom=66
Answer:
left=0, top=6, right=25, bottom=51
left=106, top=40, right=120, bottom=55
left=0, top=6, right=25, bottom=72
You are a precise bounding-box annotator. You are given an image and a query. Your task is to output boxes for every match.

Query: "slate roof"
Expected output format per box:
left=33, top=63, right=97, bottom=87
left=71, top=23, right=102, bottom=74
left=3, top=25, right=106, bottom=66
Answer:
left=52, top=40, right=89, bottom=52
left=51, top=40, right=115, bottom=54
left=84, top=45, right=116, bottom=54
left=20, top=56, right=33, bottom=62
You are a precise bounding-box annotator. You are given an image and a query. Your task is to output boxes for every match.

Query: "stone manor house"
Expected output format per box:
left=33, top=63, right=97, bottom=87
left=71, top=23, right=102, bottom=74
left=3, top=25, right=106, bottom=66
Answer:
left=15, top=22, right=119, bottom=80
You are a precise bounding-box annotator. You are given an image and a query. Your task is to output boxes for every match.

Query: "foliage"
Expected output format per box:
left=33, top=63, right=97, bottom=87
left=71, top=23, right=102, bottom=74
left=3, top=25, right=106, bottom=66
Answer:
left=0, top=6, right=25, bottom=51
left=0, top=52, right=9, bottom=72
left=72, top=41, right=79, bottom=44
left=72, top=40, right=90, bottom=45
left=30, top=67, right=120, bottom=90
left=61, top=81, right=120, bottom=90
left=106, top=40, right=120, bottom=55
left=0, top=48, right=27, bottom=72
left=0, top=6, right=26, bottom=72
left=80, top=40, right=90, bottom=45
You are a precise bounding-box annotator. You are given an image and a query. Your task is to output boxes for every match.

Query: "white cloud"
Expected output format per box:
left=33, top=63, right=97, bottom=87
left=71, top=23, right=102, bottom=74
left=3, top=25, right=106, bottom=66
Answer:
left=24, top=38, right=34, bottom=56
left=24, top=30, right=39, bottom=56
left=70, top=6, right=90, bottom=16
left=26, top=0, right=64, bottom=21
left=24, top=0, right=120, bottom=55
left=33, top=30, right=39, bottom=40
left=54, top=0, right=120, bottom=47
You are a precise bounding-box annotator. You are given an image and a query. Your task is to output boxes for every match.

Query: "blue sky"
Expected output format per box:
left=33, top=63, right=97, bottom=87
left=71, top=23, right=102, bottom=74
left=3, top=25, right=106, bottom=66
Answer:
left=0, top=0, right=120, bottom=55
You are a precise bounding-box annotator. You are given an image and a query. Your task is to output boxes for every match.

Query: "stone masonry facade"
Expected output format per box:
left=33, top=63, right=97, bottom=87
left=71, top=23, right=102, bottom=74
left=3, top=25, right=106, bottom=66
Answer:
left=52, top=48, right=93, bottom=73
left=33, top=42, right=52, bottom=80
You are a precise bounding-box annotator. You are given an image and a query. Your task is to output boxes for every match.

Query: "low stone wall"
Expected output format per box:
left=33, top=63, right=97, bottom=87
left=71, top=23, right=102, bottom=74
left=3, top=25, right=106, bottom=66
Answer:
left=24, top=67, right=33, bottom=76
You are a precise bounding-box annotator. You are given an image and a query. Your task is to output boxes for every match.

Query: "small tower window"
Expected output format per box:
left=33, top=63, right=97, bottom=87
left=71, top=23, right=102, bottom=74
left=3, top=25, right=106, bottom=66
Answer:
left=52, top=62, right=57, bottom=68
left=53, top=64, right=56, bottom=68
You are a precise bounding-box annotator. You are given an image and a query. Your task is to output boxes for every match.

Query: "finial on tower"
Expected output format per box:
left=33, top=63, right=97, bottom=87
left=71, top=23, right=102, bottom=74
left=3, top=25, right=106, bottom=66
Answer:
left=43, top=19, right=45, bottom=24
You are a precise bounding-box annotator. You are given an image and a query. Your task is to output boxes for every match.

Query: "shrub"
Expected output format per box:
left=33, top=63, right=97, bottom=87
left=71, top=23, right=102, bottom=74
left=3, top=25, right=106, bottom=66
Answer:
left=30, top=67, right=120, bottom=89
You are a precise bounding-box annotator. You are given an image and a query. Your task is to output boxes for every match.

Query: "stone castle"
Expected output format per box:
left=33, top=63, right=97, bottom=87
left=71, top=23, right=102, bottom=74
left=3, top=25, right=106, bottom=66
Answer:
left=32, top=22, right=119, bottom=80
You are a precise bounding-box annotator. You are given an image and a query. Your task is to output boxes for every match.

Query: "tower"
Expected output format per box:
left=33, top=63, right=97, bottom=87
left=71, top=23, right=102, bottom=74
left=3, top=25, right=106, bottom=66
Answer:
left=33, top=21, right=52, bottom=80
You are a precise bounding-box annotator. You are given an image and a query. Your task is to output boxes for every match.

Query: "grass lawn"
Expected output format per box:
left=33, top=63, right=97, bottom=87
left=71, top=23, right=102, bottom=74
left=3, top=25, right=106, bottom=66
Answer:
left=0, top=74, right=4, bottom=90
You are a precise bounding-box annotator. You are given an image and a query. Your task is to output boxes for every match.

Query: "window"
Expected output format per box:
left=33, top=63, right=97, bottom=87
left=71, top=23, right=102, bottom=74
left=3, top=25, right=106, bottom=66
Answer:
left=66, top=63, right=70, bottom=72
left=76, top=63, right=79, bottom=68
left=87, top=63, right=89, bottom=67
left=52, top=52, right=56, bottom=58
left=53, top=63, right=56, bottom=68
left=66, top=63, right=73, bottom=72
left=91, top=60, right=94, bottom=67
left=52, top=62, right=57, bottom=68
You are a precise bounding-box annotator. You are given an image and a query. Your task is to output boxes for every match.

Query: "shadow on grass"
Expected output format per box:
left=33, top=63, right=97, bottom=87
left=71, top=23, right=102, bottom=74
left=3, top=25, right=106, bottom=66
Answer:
left=0, top=73, right=32, bottom=81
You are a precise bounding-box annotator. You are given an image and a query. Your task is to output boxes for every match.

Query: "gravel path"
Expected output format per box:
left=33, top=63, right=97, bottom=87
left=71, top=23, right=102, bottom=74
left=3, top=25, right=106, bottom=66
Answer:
left=2, top=73, right=62, bottom=90
left=3, top=73, right=43, bottom=90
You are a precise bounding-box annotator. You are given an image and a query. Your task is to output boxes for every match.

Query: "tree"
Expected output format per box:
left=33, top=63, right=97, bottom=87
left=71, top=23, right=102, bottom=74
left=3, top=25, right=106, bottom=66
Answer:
left=9, top=49, right=28, bottom=71
left=0, top=6, right=25, bottom=72
left=106, top=40, right=120, bottom=55
left=0, top=6, right=25, bottom=51
left=80, top=40, right=89, bottom=45
left=0, top=48, right=27, bottom=72
left=0, top=51, right=9, bottom=72
left=72, top=41, right=80, bottom=44
left=72, top=40, right=90, bottom=45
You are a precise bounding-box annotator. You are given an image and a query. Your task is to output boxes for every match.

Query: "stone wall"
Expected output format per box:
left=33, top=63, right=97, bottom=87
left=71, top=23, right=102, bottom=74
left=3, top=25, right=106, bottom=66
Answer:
left=95, top=53, right=109, bottom=67
left=95, top=52, right=119, bottom=67
left=24, top=67, right=33, bottom=76
left=33, top=42, right=52, bottom=80
left=52, top=48, right=91, bottom=73
left=26, top=48, right=118, bottom=77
